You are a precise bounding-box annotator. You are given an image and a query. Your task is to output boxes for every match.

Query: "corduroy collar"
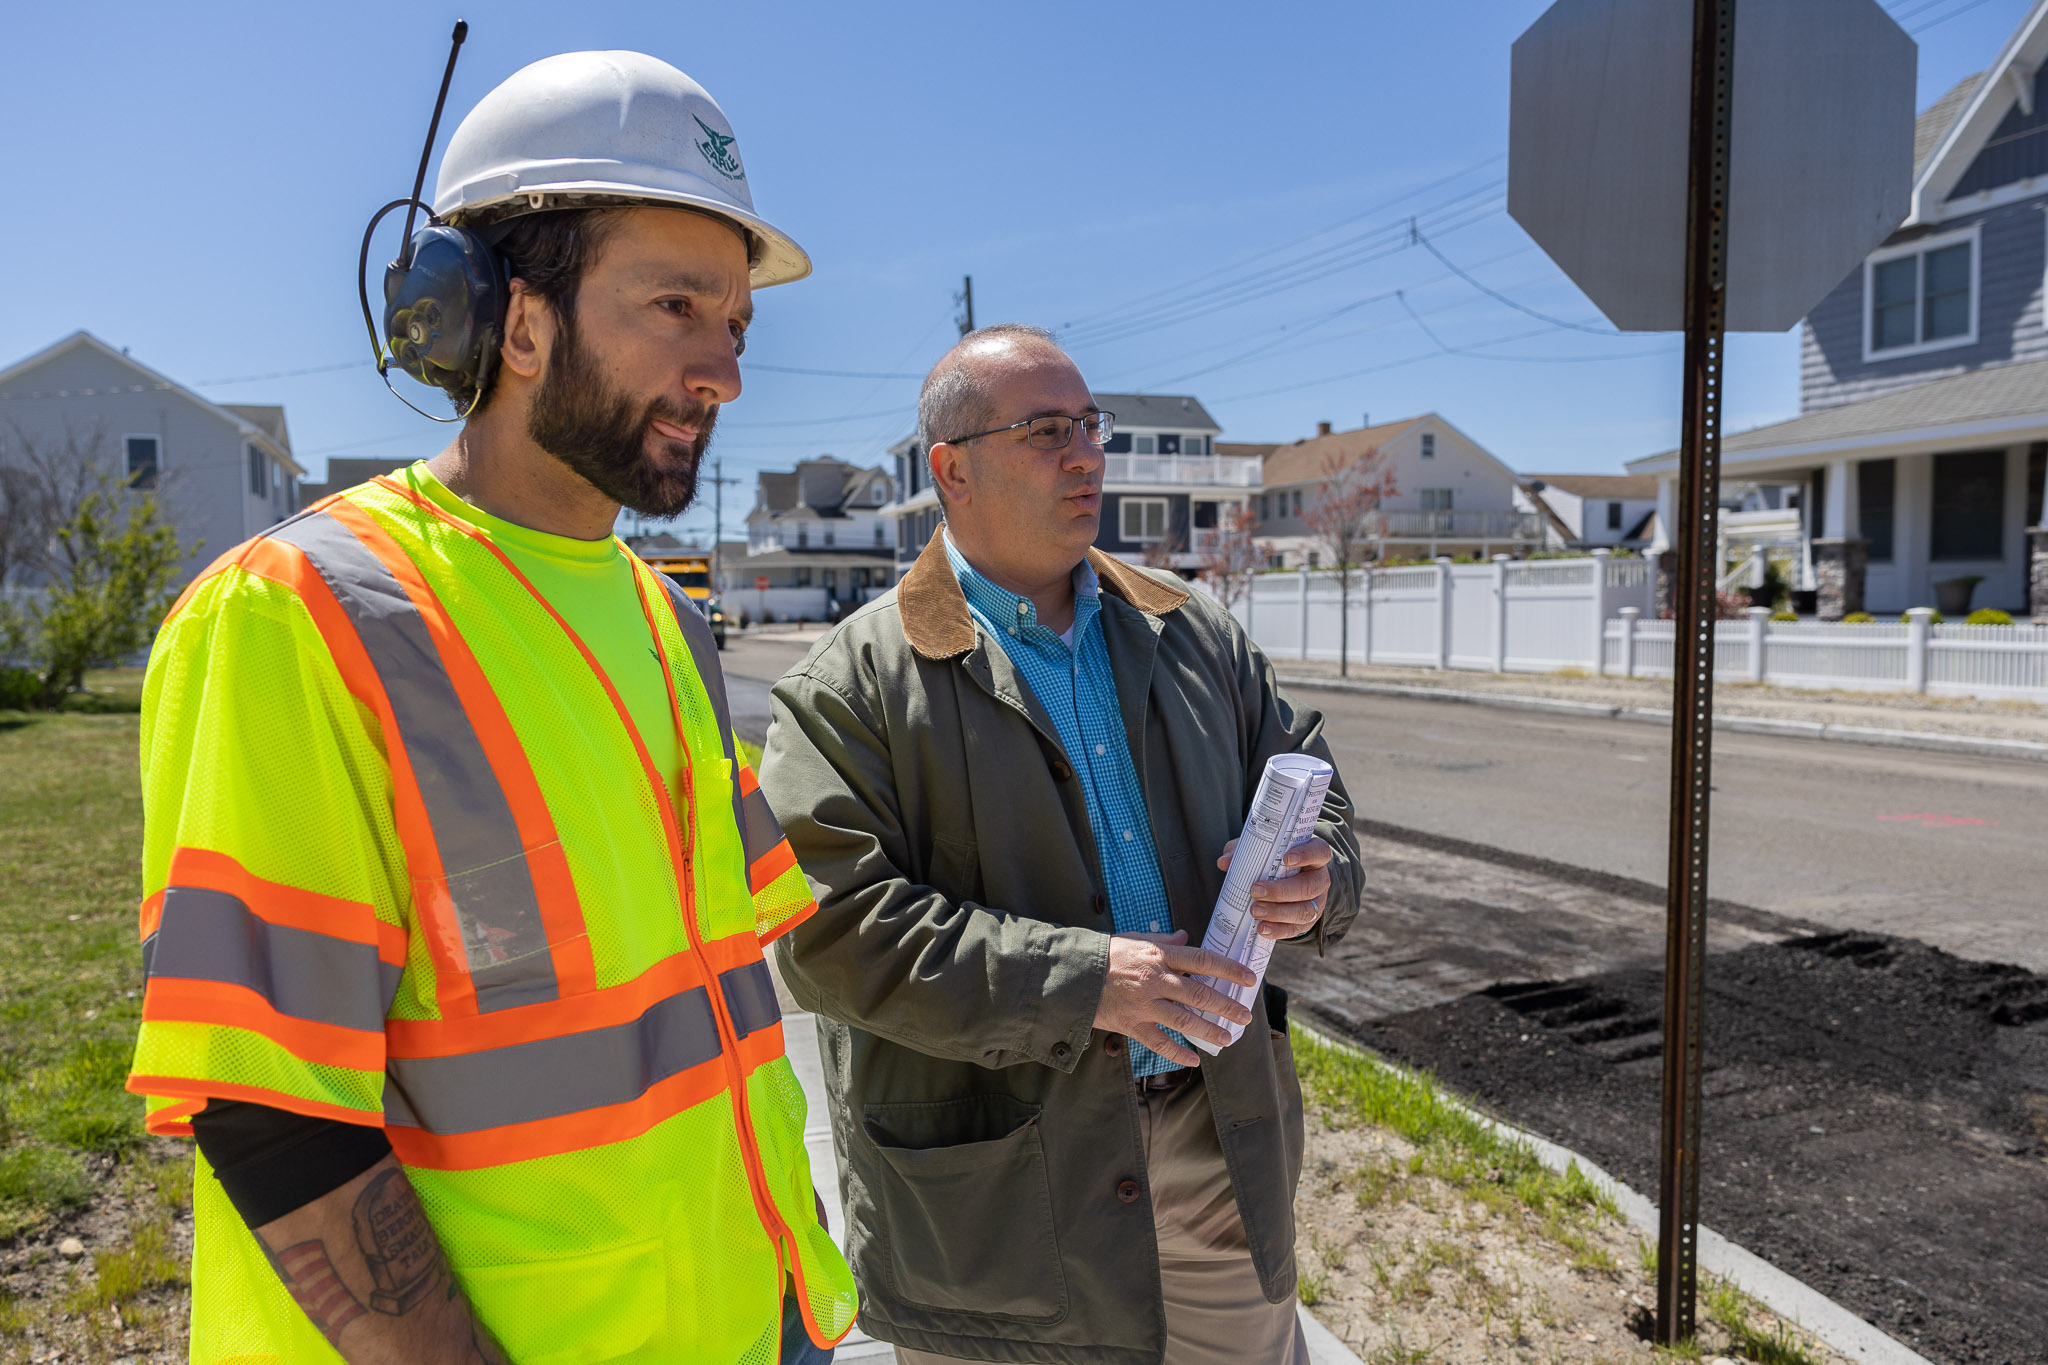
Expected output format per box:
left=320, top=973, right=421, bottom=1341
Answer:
left=897, top=528, right=1190, bottom=661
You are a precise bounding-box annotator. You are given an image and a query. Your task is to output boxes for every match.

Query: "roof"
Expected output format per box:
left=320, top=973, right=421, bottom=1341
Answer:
left=1259, top=416, right=1426, bottom=488
left=1215, top=441, right=1280, bottom=461
left=1524, top=474, right=1658, bottom=499
left=0, top=331, right=304, bottom=475
left=1627, top=355, right=2048, bottom=471
left=222, top=404, right=290, bottom=450
left=1091, top=393, right=1220, bottom=432
left=1915, top=72, right=1983, bottom=179
left=756, top=471, right=799, bottom=512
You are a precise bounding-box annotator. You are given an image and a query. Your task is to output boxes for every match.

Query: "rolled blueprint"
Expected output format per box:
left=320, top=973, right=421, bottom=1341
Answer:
left=1192, top=752, right=1334, bottom=1055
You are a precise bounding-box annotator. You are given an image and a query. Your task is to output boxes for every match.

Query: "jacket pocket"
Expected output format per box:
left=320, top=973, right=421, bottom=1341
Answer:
left=861, top=1094, right=1068, bottom=1322
left=457, top=1237, right=665, bottom=1364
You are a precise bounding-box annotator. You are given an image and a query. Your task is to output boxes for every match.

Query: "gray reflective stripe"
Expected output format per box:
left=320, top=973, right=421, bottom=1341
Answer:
left=719, top=960, right=781, bottom=1039
left=653, top=574, right=747, bottom=840
left=383, top=987, right=722, bottom=1134
left=143, top=886, right=400, bottom=1032
left=739, top=786, right=787, bottom=870
left=270, top=510, right=556, bottom=1012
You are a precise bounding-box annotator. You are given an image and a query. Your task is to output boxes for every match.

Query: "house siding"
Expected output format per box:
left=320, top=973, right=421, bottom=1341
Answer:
left=1950, top=66, right=2048, bottom=197
left=1800, top=193, right=2048, bottom=412
left=1097, top=492, right=1189, bottom=558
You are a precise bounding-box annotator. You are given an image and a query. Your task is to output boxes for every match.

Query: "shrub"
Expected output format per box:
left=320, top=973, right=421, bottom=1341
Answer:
left=1842, top=611, right=1876, bottom=623
left=1770, top=611, right=1798, bottom=623
left=1966, top=608, right=2014, bottom=626
left=1902, top=609, right=1945, bottom=624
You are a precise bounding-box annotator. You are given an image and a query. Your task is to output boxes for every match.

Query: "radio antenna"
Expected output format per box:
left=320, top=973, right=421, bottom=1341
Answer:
left=399, top=19, right=469, bottom=266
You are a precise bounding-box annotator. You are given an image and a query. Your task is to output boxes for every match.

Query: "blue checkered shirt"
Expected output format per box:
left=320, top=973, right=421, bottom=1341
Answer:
left=944, top=532, right=1185, bottom=1076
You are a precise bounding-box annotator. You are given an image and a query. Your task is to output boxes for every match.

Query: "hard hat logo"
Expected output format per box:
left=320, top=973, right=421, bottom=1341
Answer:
left=693, top=114, right=746, bottom=182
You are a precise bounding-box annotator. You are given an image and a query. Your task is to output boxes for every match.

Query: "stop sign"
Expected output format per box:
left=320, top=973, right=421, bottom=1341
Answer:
left=1509, top=0, right=1916, bottom=332
left=755, top=575, right=770, bottom=591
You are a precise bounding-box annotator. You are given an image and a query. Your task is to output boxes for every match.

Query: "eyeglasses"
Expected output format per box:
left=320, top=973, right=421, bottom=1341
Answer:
left=944, top=409, right=1115, bottom=451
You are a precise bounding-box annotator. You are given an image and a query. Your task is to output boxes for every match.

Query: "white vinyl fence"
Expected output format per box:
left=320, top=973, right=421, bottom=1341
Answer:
left=1221, top=553, right=2048, bottom=703
left=1232, top=551, right=1653, bottom=675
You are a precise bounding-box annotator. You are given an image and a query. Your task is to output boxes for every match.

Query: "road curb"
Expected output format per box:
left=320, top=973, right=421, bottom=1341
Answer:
left=1296, top=1023, right=1936, bottom=1365
left=1273, top=674, right=2048, bottom=763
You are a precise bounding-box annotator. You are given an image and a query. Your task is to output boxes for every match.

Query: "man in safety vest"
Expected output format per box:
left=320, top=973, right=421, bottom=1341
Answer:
left=126, top=51, right=856, bottom=1364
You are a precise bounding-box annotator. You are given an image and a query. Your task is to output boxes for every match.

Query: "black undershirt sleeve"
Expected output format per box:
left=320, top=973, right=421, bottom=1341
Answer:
left=189, top=1098, right=393, bottom=1229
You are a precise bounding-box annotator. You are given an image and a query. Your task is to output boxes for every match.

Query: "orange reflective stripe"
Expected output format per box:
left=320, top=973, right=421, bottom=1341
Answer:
left=139, top=978, right=385, bottom=1071
left=156, top=848, right=401, bottom=958
left=747, top=841, right=799, bottom=896
left=229, top=534, right=475, bottom=1018
left=385, top=950, right=711, bottom=1056
left=145, top=1096, right=207, bottom=1136
left=131, top=1075, right=380, bottom=1134
left=321, top=498, right=597, bottom=1002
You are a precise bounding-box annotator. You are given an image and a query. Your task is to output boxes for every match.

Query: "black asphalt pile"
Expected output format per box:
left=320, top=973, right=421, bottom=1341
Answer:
left=1339, top=932, right=2048, bottom=1365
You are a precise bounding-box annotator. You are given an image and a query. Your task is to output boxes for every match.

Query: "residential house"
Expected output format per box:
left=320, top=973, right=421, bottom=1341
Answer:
left=1630, top=0, right=2048, bottom=618
left=297, top=455, right=419, bottom=503
left=883, top=391, right=1260, bottom=578
left=1519, top=474, right=1659, bottom=551
left=738, top=455, right=894, bottom=617
left=1252, top=414, right=1542, bottom=566
left=0, top=331, right=302, bottom=588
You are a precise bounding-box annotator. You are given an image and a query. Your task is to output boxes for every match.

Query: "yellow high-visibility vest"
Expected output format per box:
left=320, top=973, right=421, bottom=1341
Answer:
left=128, top=475, right=855, bottom=1364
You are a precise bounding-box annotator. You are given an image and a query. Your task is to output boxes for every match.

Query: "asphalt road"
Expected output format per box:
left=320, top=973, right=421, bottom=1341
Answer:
left=718, top=632, right=2047, bottom=973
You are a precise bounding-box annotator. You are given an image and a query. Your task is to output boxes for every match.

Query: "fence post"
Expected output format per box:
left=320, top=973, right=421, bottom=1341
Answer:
left=1362, top=565, right=1376, bottom=667
left=1619, top=607, right=1640, bottom=679
left=1297, top=566, right=1311, bottom=662
left=1434, top=556, right=1454, bottom=671
left=1491, top=555, right=1510, bottom=673
left=1590, top=549, right=1612, bottom=674
left=1905, top=606, right=1933, bottom=693
left=1745, top=607, right=1769, bottom=683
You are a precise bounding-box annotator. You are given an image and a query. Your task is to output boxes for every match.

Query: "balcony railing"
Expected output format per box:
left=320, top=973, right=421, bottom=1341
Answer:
left=1104, top=454, right=1262, bottom=487
left=1368, top=510, right=1544, bottom=541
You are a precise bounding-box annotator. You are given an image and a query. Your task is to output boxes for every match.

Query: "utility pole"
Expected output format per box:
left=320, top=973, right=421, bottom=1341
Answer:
left=707, top=459, right=742, bottom=594
left=955, top=275, right=975, bottom=337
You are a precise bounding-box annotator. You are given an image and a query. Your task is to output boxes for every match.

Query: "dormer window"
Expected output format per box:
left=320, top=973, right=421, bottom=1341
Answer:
left=1864, top=225, right=1978, bottom=360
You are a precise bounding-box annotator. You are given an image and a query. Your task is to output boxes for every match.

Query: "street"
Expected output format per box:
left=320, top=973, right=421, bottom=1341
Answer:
left=722, top=632, right=2047, bottom=974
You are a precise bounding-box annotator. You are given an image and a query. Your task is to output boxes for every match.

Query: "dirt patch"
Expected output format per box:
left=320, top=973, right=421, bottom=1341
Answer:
left=1343, top=933, right=2048, bottom=1365
left=0, top=1142, right=191, bottom=1365
left=1296, top=1108, right=1845, bottom=1364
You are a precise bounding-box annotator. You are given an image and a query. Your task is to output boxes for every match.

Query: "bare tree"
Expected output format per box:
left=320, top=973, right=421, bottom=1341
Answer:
left=1303, top=447, right=1397, bottom=677
left=1139, top=520, right=1187, bottom=573
left=0, top=420, right=111, bottom=589
left=1198, top=503, right=1265, bottom=617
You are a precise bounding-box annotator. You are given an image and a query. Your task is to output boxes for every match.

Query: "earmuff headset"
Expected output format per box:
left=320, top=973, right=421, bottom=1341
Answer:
left=357, top=21, right=506, bottom=422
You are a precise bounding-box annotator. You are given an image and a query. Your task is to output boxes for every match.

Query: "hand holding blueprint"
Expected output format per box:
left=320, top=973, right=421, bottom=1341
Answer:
left=1192, top=752, right=1333, bottom=1055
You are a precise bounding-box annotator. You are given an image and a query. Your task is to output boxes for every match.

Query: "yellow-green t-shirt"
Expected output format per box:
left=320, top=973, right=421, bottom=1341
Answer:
left=402, top=462, right=682, bottom=794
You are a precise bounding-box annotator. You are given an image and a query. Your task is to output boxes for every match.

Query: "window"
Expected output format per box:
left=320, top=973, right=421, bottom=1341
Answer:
left=1192, top=501, right=1218, bottom=529
left=1158, top=434, right=1181, bottom=455
left=247, top=444, right=268, bottom=496
left=1102, top=432, right=1132, bottom=454
left=1120, top=497, right=1168, bottom=542
left=823, top=528, right=835, bottom=547
left=795, top=567, right=813, bottom=587
left=1865, top=227, right=1978, bottom=359
left=1606, top=500, right=1623, bottom=531
left=1187, top=435, right=1207, bottom=456
left=1930, top=450, right=2005, bottom=560
left=796, top=524, right=808, bottom=549
left=124, top=436, right=159, bottom=490
left=1420, top=488, right=1455, bottom=510
left=875, top=523, right=886, bottom=545
left=1859, top=458, right=1896, bottom=562
left=1133, top=435, right=1156, bottom=455
left=1420, top=433, right=1436, bottom=460
left=1291, top=490, right=1302, bottom=515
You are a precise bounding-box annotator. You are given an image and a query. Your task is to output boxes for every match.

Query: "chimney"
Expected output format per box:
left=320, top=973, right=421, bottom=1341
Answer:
left=1316, top=421, right=1332, bottom=438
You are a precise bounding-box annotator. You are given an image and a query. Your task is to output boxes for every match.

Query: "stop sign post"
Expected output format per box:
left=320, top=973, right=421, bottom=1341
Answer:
left=1509, top=0, right=1913, bottom=1343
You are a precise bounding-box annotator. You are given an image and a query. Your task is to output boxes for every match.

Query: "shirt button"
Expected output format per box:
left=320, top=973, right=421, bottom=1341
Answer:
left=1116, top=1179, right=1141, bottom=1204
left=1095, top=744, right=1106, bottom=756
left=1122, top=829, right=1134, bottom=841
left=1051, top=1041, right=1071, bottom=1062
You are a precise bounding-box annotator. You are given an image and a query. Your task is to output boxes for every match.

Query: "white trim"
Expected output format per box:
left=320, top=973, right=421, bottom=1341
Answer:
left=1119, top=496, right=1169, bottom=543
left=1860, top=223, right=1981, bottom=363
left=1911, top=0, right=2048, bottom=224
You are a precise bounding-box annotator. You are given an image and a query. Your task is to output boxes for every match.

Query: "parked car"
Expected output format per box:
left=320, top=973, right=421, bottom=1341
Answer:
left=706, top=596, right=727, bottom=650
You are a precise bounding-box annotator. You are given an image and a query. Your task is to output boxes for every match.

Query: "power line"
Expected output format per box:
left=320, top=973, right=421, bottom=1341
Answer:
left=1910, top=0, right=2004, bottom=32
left=1411, top=225, right=1619, bottom=334
left=196, top=360, right=371, bottom=385
left=747, top=362, right=925, bottom=379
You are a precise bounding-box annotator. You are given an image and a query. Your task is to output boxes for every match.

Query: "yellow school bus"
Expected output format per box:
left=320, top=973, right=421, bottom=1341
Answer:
left=642, top=551, right=726, bottom=648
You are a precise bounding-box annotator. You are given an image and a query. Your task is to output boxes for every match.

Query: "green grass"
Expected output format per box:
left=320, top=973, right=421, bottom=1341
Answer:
left=0, top=710, right=153, bottom=1237
left=1291, top=1025, right=1619, bottom=1232
left=63, top=1219, right=185, bottom=1313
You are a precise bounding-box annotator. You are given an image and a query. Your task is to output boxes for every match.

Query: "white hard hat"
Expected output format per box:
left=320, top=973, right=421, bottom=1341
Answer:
left=433, top=50, right=810, bottom=288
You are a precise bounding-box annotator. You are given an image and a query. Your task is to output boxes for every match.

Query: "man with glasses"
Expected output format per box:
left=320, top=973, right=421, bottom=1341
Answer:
left=760, top=324, right=1361, bottom=1363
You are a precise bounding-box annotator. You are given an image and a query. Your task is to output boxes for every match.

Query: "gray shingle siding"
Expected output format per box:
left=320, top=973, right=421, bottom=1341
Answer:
left=1799, top=193, right=2048, bottom=412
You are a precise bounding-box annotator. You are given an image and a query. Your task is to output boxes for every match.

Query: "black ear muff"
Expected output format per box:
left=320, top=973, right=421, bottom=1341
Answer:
left=383, top=223, right=506, bottom=399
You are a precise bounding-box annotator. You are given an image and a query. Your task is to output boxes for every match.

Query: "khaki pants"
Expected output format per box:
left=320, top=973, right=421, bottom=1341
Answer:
left=893, top=1072, right=1308, bottom=1365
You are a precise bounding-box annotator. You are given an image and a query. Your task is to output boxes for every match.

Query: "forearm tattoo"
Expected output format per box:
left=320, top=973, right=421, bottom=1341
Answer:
left=265, top=1240, right=367, bottom=1346
left=352, top=1167, right=450, bottom=1314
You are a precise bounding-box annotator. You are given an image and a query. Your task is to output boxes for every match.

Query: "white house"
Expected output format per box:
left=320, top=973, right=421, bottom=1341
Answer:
left=1251, top=414, right=1543, bottom=566
left=1631, top=1, right=2048, bottom=618
left=1519, top=474, right=1659, bottom=551
left=0, top=331, right=302, bottom=588
left=735, top=456, right=895, bottom=617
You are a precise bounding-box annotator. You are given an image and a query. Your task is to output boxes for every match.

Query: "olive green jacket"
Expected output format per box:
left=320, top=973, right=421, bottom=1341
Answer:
left=763, top=534, right=1361, bottom=1364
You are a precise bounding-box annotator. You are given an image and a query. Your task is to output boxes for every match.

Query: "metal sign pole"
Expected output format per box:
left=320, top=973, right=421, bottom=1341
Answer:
left=1658, top=0, right=1735, bottom=1345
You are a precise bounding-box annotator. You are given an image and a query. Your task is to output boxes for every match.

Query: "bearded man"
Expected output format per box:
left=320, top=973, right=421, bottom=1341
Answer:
left=126, top=52, right=855, bottom=1365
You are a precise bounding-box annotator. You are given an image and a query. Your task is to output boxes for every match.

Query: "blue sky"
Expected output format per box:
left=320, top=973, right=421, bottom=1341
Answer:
left=0, top=0, right=2029, bottom=544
